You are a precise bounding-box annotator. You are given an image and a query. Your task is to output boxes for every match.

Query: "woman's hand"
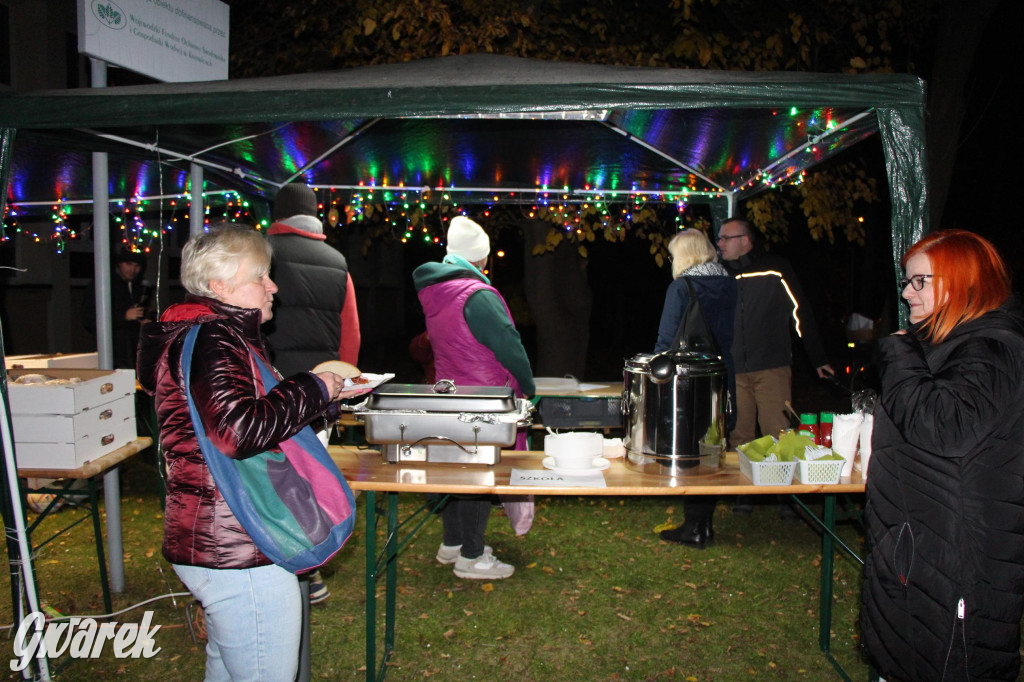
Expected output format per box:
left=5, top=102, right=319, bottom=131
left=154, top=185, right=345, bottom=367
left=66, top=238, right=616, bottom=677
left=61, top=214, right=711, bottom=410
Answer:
left=315, top=372, right=374, bottom=401
left=315, top=371, right=346, bottom=401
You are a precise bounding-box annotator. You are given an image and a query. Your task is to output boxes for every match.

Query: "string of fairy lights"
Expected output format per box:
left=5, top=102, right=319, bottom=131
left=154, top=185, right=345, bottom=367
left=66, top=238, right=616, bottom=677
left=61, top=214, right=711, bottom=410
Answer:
left=3, top=178, right=835, bottom=254
left=1, top=190, right=257, bottom=254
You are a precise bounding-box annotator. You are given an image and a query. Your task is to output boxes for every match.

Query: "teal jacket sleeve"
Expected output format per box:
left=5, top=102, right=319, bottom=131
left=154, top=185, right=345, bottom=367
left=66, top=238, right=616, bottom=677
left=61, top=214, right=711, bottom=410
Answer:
left=463, top=289, right=536, bottom=397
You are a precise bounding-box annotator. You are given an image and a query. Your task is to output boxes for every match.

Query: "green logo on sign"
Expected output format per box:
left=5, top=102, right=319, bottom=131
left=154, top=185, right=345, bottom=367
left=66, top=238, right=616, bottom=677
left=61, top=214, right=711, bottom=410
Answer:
left=91, top=0, right=126, bottom=29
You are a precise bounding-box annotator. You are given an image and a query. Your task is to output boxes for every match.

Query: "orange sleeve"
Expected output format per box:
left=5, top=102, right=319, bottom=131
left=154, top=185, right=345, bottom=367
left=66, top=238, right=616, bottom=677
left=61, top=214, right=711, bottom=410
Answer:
left=338, top=272, right=361, bottom=365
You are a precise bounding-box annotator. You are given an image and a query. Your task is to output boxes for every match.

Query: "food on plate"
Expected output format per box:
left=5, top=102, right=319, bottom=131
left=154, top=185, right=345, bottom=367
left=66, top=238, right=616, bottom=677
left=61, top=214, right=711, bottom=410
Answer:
left=312, top=360, right=368, bottom=387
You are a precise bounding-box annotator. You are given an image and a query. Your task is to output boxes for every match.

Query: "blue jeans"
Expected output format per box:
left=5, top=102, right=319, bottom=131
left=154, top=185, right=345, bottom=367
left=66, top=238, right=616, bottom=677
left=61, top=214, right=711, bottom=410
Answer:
left=174, top=563, right=301, bottom=682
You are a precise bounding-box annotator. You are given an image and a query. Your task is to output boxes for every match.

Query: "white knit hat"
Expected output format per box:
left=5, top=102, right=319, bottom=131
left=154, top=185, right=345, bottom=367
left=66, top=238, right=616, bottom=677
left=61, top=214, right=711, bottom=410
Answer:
left=446, top=216, right=490, bottom=262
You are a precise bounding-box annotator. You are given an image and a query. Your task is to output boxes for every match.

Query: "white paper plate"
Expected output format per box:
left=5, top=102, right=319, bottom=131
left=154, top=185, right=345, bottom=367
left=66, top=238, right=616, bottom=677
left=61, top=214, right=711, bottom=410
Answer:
left=542, top=456, right=610, bottom=475
left=345, top=372, right=394, bottom=391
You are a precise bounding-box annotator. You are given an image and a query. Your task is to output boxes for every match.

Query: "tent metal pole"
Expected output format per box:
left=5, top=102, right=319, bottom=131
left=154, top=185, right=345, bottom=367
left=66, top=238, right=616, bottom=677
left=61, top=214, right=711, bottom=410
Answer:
left=754, top=110, right=876, bottom=186
left=282, top=119, right=382, bottom=187
left=91, top=57, right=126, bottom=596
left=77, top=128, right=280, bottom=188
left=191, top=163, right=205, bottom=236
left=600, top=122, right=726, bottom=192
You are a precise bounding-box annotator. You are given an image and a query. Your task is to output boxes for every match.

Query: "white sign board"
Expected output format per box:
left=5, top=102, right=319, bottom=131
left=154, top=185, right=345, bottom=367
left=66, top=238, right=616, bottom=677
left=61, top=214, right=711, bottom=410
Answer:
left=77, top=0, right=230, bottom=83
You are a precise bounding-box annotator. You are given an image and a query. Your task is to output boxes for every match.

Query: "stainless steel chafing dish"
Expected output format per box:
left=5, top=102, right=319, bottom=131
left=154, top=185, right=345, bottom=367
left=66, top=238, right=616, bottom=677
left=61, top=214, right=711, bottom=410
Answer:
left=355, top=380, right=533, bottom=464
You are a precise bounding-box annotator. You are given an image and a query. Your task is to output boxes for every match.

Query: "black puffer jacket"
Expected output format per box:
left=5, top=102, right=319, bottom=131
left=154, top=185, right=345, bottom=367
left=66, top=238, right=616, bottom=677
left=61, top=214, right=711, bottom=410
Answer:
left=137, top=295, right=331, bottom=569
left=861, top=304, right=1024, bottom=681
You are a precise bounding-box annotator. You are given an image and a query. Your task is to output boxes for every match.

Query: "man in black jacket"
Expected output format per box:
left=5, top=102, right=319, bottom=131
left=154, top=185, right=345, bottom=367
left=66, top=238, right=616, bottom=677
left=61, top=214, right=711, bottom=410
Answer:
left=717, top=218, right=834, bottom=514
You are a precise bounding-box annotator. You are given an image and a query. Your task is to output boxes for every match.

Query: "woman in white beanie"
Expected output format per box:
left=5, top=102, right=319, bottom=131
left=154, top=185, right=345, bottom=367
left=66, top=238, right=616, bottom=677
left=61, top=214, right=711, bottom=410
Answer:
left=412, top=216, right=535, bottom=580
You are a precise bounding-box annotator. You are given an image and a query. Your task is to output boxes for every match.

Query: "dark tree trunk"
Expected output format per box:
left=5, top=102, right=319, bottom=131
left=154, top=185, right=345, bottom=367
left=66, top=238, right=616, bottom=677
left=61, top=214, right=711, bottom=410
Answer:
left=926, top=0, right=1000, bottom=230
left=521, top=220, right=592, bottom=378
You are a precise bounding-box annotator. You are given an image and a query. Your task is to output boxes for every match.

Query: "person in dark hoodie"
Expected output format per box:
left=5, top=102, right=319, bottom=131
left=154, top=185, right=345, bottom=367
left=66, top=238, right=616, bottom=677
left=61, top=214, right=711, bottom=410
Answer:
left=654, top=229, right=736, bottom=549
left=716, top=217, right=833, bottom=516
left=137, top=224, right=366, bottom=681
left=412, top=216, right=535, bottom=580
left=861, top=229, right=1024, bottom=682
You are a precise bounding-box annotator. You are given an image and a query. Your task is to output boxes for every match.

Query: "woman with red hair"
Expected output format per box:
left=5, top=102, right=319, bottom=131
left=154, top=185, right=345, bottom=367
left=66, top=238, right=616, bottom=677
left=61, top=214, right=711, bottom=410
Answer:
left=861, top=229, right=1024, bottom=681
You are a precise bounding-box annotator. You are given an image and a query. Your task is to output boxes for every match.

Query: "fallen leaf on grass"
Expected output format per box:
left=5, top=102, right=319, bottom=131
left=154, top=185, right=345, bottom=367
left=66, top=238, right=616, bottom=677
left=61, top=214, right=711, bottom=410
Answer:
left=615, top=613, right=631, bottom=621
left=526, top=562, right=537, bottom=569
left=419, top=613, right=430, bottom=619
left=685, top=582, right=698, bottom=590
left=481, top=583, right=494, bottom=592
left=463, top=609, right=473, bottom=616
left=443, top=629, right=455, bottom=639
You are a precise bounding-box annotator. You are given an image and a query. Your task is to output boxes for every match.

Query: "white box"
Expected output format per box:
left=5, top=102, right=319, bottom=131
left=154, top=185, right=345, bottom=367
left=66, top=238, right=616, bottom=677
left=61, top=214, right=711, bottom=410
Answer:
left=7, top=369, right=135, bottom=415
left=7, top=368, right=139, bottom=470
left=14, top=414, right=138, bottom=470
left=5, top=353, right=100, bottom=369
left=12, top=393, right=135, bottom=443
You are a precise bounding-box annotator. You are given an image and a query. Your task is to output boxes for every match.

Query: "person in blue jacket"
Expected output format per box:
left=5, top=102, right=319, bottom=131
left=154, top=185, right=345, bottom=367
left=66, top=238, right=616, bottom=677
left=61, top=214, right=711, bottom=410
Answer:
left=655, top=229, right=736, bottom=549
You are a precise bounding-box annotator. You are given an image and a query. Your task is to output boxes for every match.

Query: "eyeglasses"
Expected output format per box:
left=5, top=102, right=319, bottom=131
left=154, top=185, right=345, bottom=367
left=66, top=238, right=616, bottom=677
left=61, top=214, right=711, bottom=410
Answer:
left=898, top=274, right=933, bottom=291
left=717, top=234, right=746, bottom=243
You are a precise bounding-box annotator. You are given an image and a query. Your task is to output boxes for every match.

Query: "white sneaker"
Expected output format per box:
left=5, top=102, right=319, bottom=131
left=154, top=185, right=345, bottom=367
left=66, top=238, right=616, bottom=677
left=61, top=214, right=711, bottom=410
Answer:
left=436, top=543, right=492, bottom=565
left=453, top=553, right=514, bottom=580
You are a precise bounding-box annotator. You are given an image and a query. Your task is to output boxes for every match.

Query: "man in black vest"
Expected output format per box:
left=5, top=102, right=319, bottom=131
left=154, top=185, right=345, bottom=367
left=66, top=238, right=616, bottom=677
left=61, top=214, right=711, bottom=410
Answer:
left=264, top=183, right=361, bottom=378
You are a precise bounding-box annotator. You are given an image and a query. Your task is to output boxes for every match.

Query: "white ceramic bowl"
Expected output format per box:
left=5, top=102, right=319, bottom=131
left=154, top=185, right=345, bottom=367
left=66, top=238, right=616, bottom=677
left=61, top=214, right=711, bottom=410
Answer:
left=544, top=432, right=604, bottom=469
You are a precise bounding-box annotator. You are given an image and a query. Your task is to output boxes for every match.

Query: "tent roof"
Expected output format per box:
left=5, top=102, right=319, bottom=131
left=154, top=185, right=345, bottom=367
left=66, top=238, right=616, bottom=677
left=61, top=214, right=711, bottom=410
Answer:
left=0, top=54, right=925, bottom=213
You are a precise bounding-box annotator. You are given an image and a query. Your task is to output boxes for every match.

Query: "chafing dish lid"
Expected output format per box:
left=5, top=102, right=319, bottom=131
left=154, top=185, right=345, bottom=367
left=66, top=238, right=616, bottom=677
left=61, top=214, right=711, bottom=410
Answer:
left=365, top=382, right=517, bottom=413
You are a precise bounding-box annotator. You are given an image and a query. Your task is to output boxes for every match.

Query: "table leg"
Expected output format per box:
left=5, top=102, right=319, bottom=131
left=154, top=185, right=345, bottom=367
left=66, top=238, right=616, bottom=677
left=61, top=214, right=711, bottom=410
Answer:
left=819, top=494, right=836, bottom=654
left=89, top=478, right=113, bottom=614
left=364, top=490, right=377, bottom=682
left=384, top=492, right=398, bottom=660
left=103, top=468, right=123, bottom=594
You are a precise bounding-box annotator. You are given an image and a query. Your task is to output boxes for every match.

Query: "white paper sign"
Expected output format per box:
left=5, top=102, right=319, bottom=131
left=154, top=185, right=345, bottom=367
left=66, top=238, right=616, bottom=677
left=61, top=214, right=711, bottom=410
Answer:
left=78, top=0, right=230, bottom=82
left=509, top=468, right=607, bottom=488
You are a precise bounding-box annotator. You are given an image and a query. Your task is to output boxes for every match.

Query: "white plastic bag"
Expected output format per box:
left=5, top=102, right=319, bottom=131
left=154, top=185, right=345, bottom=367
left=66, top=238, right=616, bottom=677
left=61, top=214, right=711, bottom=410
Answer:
left=832, top=413, right=863, bottom=477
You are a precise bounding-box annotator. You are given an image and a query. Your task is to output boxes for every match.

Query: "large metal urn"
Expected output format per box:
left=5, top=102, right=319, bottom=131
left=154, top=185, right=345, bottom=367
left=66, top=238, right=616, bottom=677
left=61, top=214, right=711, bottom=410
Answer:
left=621, top=350, right=728, bottom=476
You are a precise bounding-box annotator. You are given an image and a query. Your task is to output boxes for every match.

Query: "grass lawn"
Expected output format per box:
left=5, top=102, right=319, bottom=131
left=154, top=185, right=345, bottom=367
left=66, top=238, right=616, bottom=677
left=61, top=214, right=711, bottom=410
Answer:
left=1, top=449, right=874, bottom=681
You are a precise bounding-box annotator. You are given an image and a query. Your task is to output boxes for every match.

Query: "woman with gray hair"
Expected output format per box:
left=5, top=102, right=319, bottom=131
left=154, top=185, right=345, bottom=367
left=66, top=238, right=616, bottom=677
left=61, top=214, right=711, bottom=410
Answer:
left=137, top=223, right=366, bottom=680
left=655, top=228, right=737, bottom=549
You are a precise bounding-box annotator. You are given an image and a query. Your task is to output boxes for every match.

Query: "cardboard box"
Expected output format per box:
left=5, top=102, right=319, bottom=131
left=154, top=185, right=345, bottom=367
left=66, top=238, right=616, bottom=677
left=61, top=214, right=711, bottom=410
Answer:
left=6, top=369, right=135, bottom=415
left=5, top=352, right=100, bottom=369
left=7, top=369, right=138, bottom=470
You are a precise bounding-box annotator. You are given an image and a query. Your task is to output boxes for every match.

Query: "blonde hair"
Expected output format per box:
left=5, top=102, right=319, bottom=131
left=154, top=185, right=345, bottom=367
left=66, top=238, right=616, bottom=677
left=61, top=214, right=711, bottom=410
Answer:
left=180, top=223, right=272, bottom=298
left=668, top=229, right=718, bottom=278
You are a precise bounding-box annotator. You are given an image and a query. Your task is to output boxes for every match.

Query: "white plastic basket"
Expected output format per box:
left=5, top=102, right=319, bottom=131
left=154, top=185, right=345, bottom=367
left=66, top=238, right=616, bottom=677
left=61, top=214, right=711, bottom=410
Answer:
left=738, top=451, right=795, bottom=486
left=794, top=457, right=844, bottom=485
